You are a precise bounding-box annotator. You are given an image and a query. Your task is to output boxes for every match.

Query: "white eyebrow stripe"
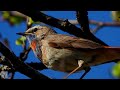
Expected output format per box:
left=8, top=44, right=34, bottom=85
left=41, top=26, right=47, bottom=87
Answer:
left=26, top=25, right=42, bottom=33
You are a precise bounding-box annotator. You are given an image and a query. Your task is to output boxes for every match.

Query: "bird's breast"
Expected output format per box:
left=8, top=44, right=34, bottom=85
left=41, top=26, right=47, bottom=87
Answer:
left=40, top=40, right=88, bottom=72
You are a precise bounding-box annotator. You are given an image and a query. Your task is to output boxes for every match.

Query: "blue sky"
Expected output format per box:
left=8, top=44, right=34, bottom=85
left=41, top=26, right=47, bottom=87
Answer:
left=0, top=11, right=120, bottom=79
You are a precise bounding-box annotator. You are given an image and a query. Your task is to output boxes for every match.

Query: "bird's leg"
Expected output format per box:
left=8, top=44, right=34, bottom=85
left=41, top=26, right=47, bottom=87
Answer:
left=80, top=66, right=91, bottom=79
left=63, top=60, right=84, bottom=79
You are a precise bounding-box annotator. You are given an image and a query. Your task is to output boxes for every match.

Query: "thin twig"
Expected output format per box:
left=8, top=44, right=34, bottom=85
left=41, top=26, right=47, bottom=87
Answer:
left=19, top=17, right=33, bottom=61
left=91, top=24, right=104, bottom=34
left=69, top=19, right=120, bottom=34
left=89, top=20, right=120, bottom=34
left=89, top=20, right=120, bottom=26
left=19, top=47, right=31, bottom=61
left=69, top=19, right=120, bottom=26
left=10, top=11, right=27, bottom=19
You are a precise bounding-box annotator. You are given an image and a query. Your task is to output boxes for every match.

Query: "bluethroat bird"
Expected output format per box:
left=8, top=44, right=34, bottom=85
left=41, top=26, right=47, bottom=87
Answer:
left=17, top=25, right=120, bottom=78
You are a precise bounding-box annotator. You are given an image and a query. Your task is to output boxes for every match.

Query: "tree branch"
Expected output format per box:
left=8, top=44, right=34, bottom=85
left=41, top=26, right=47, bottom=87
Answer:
left=76, top=10, right=92, bottom=79
left=76, top=11, right=90, bottom=33
left=76, top=10, right=108, bottom=46
left=26, top=62, right=47, bottom=70
left=69, top=19, right=120, bottom=33
left=0, top=41, right=50, bottom=79
left=18, top=11, right=85, bottom=37
left=1, top=61, right=47, bottom=71
left=89, top=20, right=120, bottom=26
left=91, top=24, right=104, bottom=34
left=90, top=20, right=120, bottom=33
left=18, top=11, right=107, bottom=46
left=10, top=11, right=27, bottom=19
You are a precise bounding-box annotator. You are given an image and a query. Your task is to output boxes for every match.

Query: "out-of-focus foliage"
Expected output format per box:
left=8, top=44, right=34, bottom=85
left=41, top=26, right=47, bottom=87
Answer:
left=15, top=36, right=26, bottom=46
left=112, top=61, right=120, bottom=78
left=1, top=11, right=25, bottom=26
left=111, top=11, right=120, bottom=22
left=27, top=17, right=34, bottom=26
left=110, top=11, right=120, bottom=78
left=0, top=11, right=43, bottom=47
left=0, top=11, right=120, bottom=79
left=27, top=17, right=42, bottom=25
left=0, top=11, right=44, bottom=26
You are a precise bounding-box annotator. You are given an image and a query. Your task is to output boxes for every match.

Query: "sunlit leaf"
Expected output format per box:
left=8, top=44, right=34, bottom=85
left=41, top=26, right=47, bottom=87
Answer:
left=15, top=39, right=23, bottom=45
left=9, top=16, right=24, bottom=25
left=111, top=11, right=120, bottom=22
left=28, top=17, right=41, bottom=25
left=2, top=11, right=10, bottom=19
left=15, top=36, right=26, bottom=46
left=20, top=36, right=26, bottom=41
left=112, top=61, right=120, bottom=78
left=1, top=11, right=44, bottom=26
left=28, top=17, right=34, bottom=25
left=2, top=11, right=25, bottom=26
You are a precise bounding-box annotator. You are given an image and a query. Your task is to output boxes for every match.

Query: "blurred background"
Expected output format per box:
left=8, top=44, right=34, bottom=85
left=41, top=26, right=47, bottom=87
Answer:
left=0, top=11, right=120, bottom=79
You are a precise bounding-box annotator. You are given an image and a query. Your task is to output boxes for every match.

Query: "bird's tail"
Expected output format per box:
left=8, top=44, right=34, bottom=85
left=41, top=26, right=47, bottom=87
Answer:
left=104, top=46, right=120, bottom=54
left=89, top=46, right=120, bottom=66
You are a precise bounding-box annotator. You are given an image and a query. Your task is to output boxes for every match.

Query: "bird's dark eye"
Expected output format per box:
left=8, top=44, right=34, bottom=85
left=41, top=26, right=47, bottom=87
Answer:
left=32, top=28, right=38, bottom=33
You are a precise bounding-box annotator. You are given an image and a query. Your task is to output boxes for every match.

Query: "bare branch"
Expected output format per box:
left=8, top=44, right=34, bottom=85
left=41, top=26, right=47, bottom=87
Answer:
left=18, top=11, right=85, bottom=37
left=90, top=20, right=120, bottom=34
left=27, top=62, right=47, bottom=70
left=89, top=20, right=120, bottom=26
left=10, top=11, right=27, bottom=19
left=0, top=41, right=50, bottom=79
left=76, top=11, right=90, bottom=33
left=69, top=19, right=120, bottom=35
left=76, top=10, right=92, bottom=79
left=69, top=19, right=120, bottom=26
left=18, top=11, right=107, bottom=46
left=91, top=24, right=104, bottom=34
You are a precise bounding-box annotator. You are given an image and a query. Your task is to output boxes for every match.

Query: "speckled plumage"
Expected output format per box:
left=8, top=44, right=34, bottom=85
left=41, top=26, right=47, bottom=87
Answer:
left=26, top=26, right=120, bottom=72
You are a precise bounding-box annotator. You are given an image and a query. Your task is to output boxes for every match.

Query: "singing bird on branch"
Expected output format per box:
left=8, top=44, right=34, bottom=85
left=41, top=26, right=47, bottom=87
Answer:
left=17, top=25, right=120, bottom=79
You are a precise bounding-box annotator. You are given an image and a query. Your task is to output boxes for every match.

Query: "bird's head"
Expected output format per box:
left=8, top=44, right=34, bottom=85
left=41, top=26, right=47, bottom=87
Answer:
left=17, top=25, right=56, bottom=43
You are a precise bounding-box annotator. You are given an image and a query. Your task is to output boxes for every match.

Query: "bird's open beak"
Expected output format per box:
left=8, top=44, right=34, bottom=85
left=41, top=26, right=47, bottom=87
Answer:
left=16, top=32, right=33, bottom=36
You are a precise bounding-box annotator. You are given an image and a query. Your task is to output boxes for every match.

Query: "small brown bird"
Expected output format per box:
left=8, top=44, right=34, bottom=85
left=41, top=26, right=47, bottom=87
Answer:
left=17, top=25, right=120, bottom=78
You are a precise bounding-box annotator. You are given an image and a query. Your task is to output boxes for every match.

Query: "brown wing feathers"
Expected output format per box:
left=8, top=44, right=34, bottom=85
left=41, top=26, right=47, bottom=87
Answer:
left=48, top=34, right=104, bottom=49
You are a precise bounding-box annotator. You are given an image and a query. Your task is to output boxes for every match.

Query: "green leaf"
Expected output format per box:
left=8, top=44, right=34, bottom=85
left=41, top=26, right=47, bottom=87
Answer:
left=15, top=39, right=23, bottom=45
left=20, top=36, right=26, bottom=41
left=28, top=17, right=34, bottom=25
left=111, top=11, right=120, bottom=22
left=112, top=61, right=120, bottom=78
left=15, top=36, right=26, bottom=45
left=27, top=17, right=42, bottom=25
left=9, top=16, right=24, bottom=25
left=2, top=11, right=10, bottom=19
